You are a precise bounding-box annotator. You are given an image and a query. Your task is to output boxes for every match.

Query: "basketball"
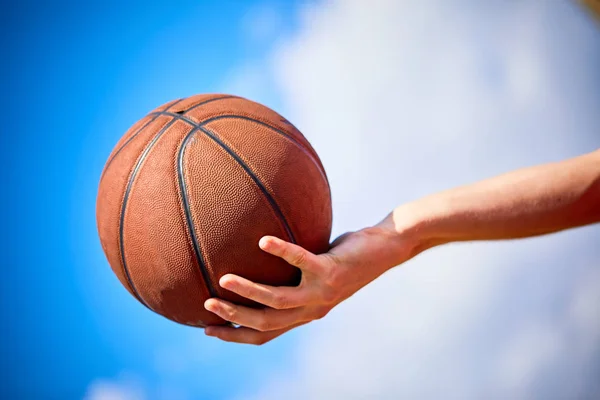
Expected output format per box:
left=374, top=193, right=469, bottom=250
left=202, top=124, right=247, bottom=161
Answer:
left=96, top=94, right=332, bottom=327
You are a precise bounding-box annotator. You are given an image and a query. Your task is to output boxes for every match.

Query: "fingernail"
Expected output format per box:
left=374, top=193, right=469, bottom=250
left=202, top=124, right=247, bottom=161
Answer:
left=204, top=299, right=218, bottom=312
left=259, top=237, right=270, bottom=249
left=205, top=327, right=215, bottom=336
left=261, top=236, right=280, bottom=250
left=219, top=275, right=234, bottom=289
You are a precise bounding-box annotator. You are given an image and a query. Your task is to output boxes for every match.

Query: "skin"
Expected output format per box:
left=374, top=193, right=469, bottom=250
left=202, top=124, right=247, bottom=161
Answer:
left=204, top=149, right=600, bottom=345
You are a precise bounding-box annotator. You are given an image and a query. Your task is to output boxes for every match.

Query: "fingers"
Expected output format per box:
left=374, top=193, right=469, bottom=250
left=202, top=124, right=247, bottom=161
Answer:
left=204, top=298, right=308, bottom=332
left=202, top=236, right=340, bottom=345
left=220, top=274, right=313, bottom=309
left=259, top=236, right=324, bottom=275
left=204, top=323, right=304, bottom=345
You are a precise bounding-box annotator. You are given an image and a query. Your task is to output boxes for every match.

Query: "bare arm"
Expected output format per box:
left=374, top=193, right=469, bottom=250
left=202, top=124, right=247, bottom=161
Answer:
left=204, top=149, right=600, bottom=345
left=386, top=148, right=600, bottom=254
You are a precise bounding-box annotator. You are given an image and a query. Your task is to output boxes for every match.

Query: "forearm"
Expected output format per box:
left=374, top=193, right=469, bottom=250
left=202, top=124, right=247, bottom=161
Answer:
left=383, top=149, right=600, bottom=252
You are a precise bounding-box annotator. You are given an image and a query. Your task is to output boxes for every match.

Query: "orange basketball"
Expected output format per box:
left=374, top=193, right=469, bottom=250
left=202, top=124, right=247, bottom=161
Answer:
left=96, top=94, right=332, bottom=327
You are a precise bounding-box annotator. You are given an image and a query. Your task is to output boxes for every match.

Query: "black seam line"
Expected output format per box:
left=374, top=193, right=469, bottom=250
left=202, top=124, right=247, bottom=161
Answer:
left=175, top=113, right=297, bottom=299
left=115, top=95, right=235, bottom=310
left=204, top=115, right=328, bottom=183
left=183, top=95, right=240, bottom=113
left=150, top=111, right=329, bottom=185
left=198, top=123, right=297, bottom=245
left=167, top=112, right=297, bottom=246
left=119, top=117, right=179, bottom=309
left=177, top=126, right=218, bottom=298
left=175, top=114, right=297, bottom=299
left=100, top=98, right=185, bottom=181
left=100, top=95, right=233, bottom=181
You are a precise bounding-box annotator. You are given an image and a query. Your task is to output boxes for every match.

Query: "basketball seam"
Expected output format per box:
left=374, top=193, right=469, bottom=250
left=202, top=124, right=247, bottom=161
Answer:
left=204, top=115, right=329, bottom=184
left=116, top=95, right=236, bottom=316
left=174, top=113, right=298, bottom=299
left=177, top=127, right=219, bottom=299
left=150, top=111, right=328, bottom=183
left=182, top=95, right=241, bottom=113
left=100, top=98, right=185, bottom=181
left=101, top=95, right=237, bottom=182
left=198, top=124, right=297, bottom=244
left=119, top=117, right=179, bottom=310
left=155, top=111, right=330, bottom=228
left=172, top=112, right=297, bottom=241
left=167, top=95, right=323, bottom=174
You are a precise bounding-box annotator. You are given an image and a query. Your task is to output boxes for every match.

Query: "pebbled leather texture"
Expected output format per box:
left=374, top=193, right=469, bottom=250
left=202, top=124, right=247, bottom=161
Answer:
left=96, top=94, right=332, bottom=327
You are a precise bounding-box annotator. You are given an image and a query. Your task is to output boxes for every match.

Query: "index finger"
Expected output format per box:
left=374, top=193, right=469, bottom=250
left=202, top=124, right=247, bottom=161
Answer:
left=259, top=236, right=324, bottom=275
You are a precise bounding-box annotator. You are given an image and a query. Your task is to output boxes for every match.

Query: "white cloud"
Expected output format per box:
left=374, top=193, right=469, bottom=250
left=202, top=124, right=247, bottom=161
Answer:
left=230, top=0, right=600, bottom=399
left=84, top=374, right=146, bottom=400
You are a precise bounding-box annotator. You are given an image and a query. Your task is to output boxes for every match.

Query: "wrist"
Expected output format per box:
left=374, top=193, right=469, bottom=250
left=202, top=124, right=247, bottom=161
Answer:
left=384, top=200, right=449, bottom=256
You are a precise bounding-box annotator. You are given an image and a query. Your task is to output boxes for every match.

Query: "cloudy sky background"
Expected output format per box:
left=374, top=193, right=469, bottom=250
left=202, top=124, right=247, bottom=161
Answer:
left=229, top=2, right=600, bottom=399
left=93, top=1, right=600, bottom=399
left=4, top=1, right=598, bottom=399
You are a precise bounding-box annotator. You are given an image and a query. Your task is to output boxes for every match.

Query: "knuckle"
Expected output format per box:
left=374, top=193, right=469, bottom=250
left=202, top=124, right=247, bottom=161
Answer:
left=225, top=307, right=238, bottom=321
left=291, top=249, right=307, bottom=266
left=271, top=293, right=288, bottom=309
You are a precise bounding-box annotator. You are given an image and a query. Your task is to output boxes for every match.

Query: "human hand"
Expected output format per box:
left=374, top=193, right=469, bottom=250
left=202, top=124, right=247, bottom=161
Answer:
left=204, top=222, right=421, bottom=345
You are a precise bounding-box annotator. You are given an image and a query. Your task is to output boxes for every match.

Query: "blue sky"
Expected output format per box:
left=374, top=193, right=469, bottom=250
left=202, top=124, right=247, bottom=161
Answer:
left=3, top=1, right=600, bottom=399
left=2, top=1, right=306, bottom=398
